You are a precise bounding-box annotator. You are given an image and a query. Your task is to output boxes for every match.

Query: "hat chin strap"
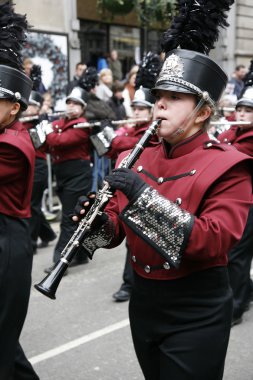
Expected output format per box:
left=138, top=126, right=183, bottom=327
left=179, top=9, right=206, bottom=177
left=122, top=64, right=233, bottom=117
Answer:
left=171, top=94, right=212, bottom=139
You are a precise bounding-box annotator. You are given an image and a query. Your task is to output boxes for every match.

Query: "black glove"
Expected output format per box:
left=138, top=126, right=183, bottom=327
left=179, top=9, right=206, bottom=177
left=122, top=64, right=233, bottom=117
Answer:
left=105, top=168, right=148, bottom=202
left=71, top=192, right=107, bottom=227
left=38, top=113, right=49, bottom=122
left=100, top=119, right=113, bottom=130
left=91, top=119, right=113, bottom=135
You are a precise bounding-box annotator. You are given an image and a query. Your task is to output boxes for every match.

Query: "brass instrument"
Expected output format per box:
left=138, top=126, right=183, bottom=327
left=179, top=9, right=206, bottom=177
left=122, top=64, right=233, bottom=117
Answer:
left=73, top=118, right=150, bottom=129
left=34, top=119, right=161, bottom=299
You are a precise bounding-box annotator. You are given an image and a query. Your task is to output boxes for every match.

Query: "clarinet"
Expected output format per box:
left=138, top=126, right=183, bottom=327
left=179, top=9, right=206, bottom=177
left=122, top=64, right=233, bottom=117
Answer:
left=34, top=119, right=161, bottom=299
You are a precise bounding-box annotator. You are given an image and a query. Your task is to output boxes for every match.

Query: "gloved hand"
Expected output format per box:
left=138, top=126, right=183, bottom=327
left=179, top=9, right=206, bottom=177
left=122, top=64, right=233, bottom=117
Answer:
left=105, top=168, right=148, bottom=202
left=91, top=119, right=113, bottom=135
left=100, top=119, right=114, bottom=130
left=71, top=192, right=108, bottom=227
left=38, top=113, right=49, bottom=122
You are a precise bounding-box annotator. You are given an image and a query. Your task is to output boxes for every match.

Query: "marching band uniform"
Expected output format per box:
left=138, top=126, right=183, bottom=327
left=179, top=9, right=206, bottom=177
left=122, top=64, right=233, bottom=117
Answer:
left=218, top=85, right=253, bottom=325
left=44, top=87, right=92, bottom=267
left=0, top=3, right=39, bottom=378
left=77, top=46, right=252, bottom=380
left=22, top=89, right=56, bottom=253
left=99, top=85, right=160, bottom=302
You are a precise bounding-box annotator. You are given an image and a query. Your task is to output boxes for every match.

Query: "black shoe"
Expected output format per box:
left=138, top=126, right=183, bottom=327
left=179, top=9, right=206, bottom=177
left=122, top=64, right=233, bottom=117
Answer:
left=38, top=241, right=49, bottom=249
left=38, top=235, right=57, bottom=249
left=69, top=257, right=89, bottom=267
left=112, top=289, right=131, bottom=302
left=44, top=265, right=68, bottom=276
left=231, top=315, right=243, bottom=327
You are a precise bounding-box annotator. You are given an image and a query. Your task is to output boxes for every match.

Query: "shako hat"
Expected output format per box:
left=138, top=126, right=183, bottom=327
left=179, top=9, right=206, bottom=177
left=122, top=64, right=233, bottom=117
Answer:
left=132, top=51, right=162, bottom=108
left=66, top=87, right=88, bottom=107
left=65, top=66, right=98, bottom=106
left=0, top=1, right=32, bottom=110
left=152, top=0, right=235, bottom=105
left=236, top=60, right=253, bottom=109
left=78, top=67, right=99, bottom=92
left=132, top=86, right=156, bottom=108
left=29, top=64, right=43, bottom=107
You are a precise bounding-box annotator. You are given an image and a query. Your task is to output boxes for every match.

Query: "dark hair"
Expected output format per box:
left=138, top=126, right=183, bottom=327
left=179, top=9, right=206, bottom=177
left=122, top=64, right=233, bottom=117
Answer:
left=112, top=81, right=125, bottom=93
left=235, top=64, right=246, bottom=71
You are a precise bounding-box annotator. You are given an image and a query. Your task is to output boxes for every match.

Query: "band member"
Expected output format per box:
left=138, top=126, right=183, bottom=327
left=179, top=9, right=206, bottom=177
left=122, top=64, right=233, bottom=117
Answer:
left=91, top=52, right=161, bottom=302
left=78, top=66, right=116, bottom=191
left=44, top=85, right=92, bottom=273
left=73, top=1, right=252, bottom=378
left=21, top=65, right=56, bottom=254
left=0, top=2, right=39, bottom=379
left=218, top=64, right=253, bottom=325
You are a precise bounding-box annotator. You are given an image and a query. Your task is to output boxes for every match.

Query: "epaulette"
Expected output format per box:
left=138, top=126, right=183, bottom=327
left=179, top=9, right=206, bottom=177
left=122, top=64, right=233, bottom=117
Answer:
left=203, top=140, right=237, bottom=151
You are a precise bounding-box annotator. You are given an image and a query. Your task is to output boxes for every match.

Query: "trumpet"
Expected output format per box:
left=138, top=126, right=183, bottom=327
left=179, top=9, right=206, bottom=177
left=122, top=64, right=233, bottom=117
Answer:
left=73, top=118, right=150, bottom=129
left=34, top=119, right=161, bottom=299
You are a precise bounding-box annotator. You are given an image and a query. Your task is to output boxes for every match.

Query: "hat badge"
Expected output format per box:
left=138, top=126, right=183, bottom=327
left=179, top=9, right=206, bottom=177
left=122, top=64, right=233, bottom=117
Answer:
left=159, top=54, right=184, bottom=81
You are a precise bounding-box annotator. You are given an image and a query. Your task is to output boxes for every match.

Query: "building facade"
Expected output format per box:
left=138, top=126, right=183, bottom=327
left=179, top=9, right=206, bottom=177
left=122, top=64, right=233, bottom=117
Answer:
left=15, top=0, right=253, bottom=94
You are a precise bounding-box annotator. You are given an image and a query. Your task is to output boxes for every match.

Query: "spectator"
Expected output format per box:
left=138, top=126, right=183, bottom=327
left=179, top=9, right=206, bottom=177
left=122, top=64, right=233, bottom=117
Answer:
left=107, top=49, right=123, bottom=81
left=65, top=62, right=87, bottom=95
left=122, top=65, right=139, bottom=118
left=107, top=81, right=127, bottom=121
left=97, top=52, right=109, bottom=73
left=40, top=91, right=54, bottom=115
left=96, top=68, right=113, bottom=102
left=226, top=64, right=247, bottom=99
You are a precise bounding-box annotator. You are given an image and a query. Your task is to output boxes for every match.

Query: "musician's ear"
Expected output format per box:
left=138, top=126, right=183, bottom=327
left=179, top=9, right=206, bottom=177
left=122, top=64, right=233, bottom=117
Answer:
left=195, top=105, right=212, bottom=124
left=10, top=102, right=21, bottom=115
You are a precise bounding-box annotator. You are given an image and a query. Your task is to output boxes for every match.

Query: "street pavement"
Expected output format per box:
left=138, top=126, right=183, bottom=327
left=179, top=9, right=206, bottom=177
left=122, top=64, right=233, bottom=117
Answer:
left=21, top=222, right=253, bottom=380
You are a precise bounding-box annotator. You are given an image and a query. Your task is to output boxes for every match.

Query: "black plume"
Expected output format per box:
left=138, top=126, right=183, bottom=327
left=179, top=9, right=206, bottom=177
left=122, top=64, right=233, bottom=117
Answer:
left=243, top=60, right=253, bottom=89
left=30, top=64, right=42, bottom=91
left=135, top=51, right=162, bottom=90
left=161, top=0, right=234, bottom=54
left=78, top=66, right=98, bottom=92
left=0, top=0, right=30, bottom=70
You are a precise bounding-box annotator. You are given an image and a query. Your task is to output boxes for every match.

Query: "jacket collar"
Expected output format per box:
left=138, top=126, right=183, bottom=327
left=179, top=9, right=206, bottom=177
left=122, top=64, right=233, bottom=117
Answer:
left=162, top=129, right=209, bottom=158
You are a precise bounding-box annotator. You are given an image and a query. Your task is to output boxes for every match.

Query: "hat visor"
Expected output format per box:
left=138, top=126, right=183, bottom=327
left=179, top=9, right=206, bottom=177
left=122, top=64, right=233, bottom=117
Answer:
left=0, top=91, right=27, bottom=110
left=131, top=100, right=153, bottom=108
left=0, top=91, right=14, bottom=100
left=66, top=96, right=86, bottom=107
left=236, top=99, right=253, bottom=109
left=151, top=81, right=197, bottom=96
left=29, top=99, right=41, bottom=107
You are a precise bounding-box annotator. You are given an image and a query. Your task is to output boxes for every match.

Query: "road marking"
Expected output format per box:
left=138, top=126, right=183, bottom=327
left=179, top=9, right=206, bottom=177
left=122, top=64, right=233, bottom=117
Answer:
left=29, top=319, right=130, bottom=365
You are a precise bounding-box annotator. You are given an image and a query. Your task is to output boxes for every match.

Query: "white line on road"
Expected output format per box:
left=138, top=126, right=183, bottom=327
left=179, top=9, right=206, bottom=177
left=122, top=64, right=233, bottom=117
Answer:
left=29, top=319, right=130, bottom=365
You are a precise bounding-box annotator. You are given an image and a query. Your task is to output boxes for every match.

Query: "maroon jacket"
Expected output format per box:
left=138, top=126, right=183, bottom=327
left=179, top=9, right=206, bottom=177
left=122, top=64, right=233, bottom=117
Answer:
left=107, top=122, right=159, bottom=160
left=218, top=125, right=253, bottom=157
left=45, top=117, right=91, bottom=164
left=0, top=121, right=35, bottom=218
left=105, top=131, right=253, bottom=280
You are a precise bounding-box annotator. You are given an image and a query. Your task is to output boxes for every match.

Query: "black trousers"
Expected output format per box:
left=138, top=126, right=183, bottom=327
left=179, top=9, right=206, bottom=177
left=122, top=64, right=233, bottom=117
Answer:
left=53, top=160, right=92, bottom=262
left=129, top=268, right=233, bottom=380
left=228, top=206, right=253, bottom=318
left=29, top=158, right=48, bottom=251
left=0, top=216, right=38, bottom=379
left=119, top=241, right=134, bottom=292
left=38, top=212, right=56, bottom=242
